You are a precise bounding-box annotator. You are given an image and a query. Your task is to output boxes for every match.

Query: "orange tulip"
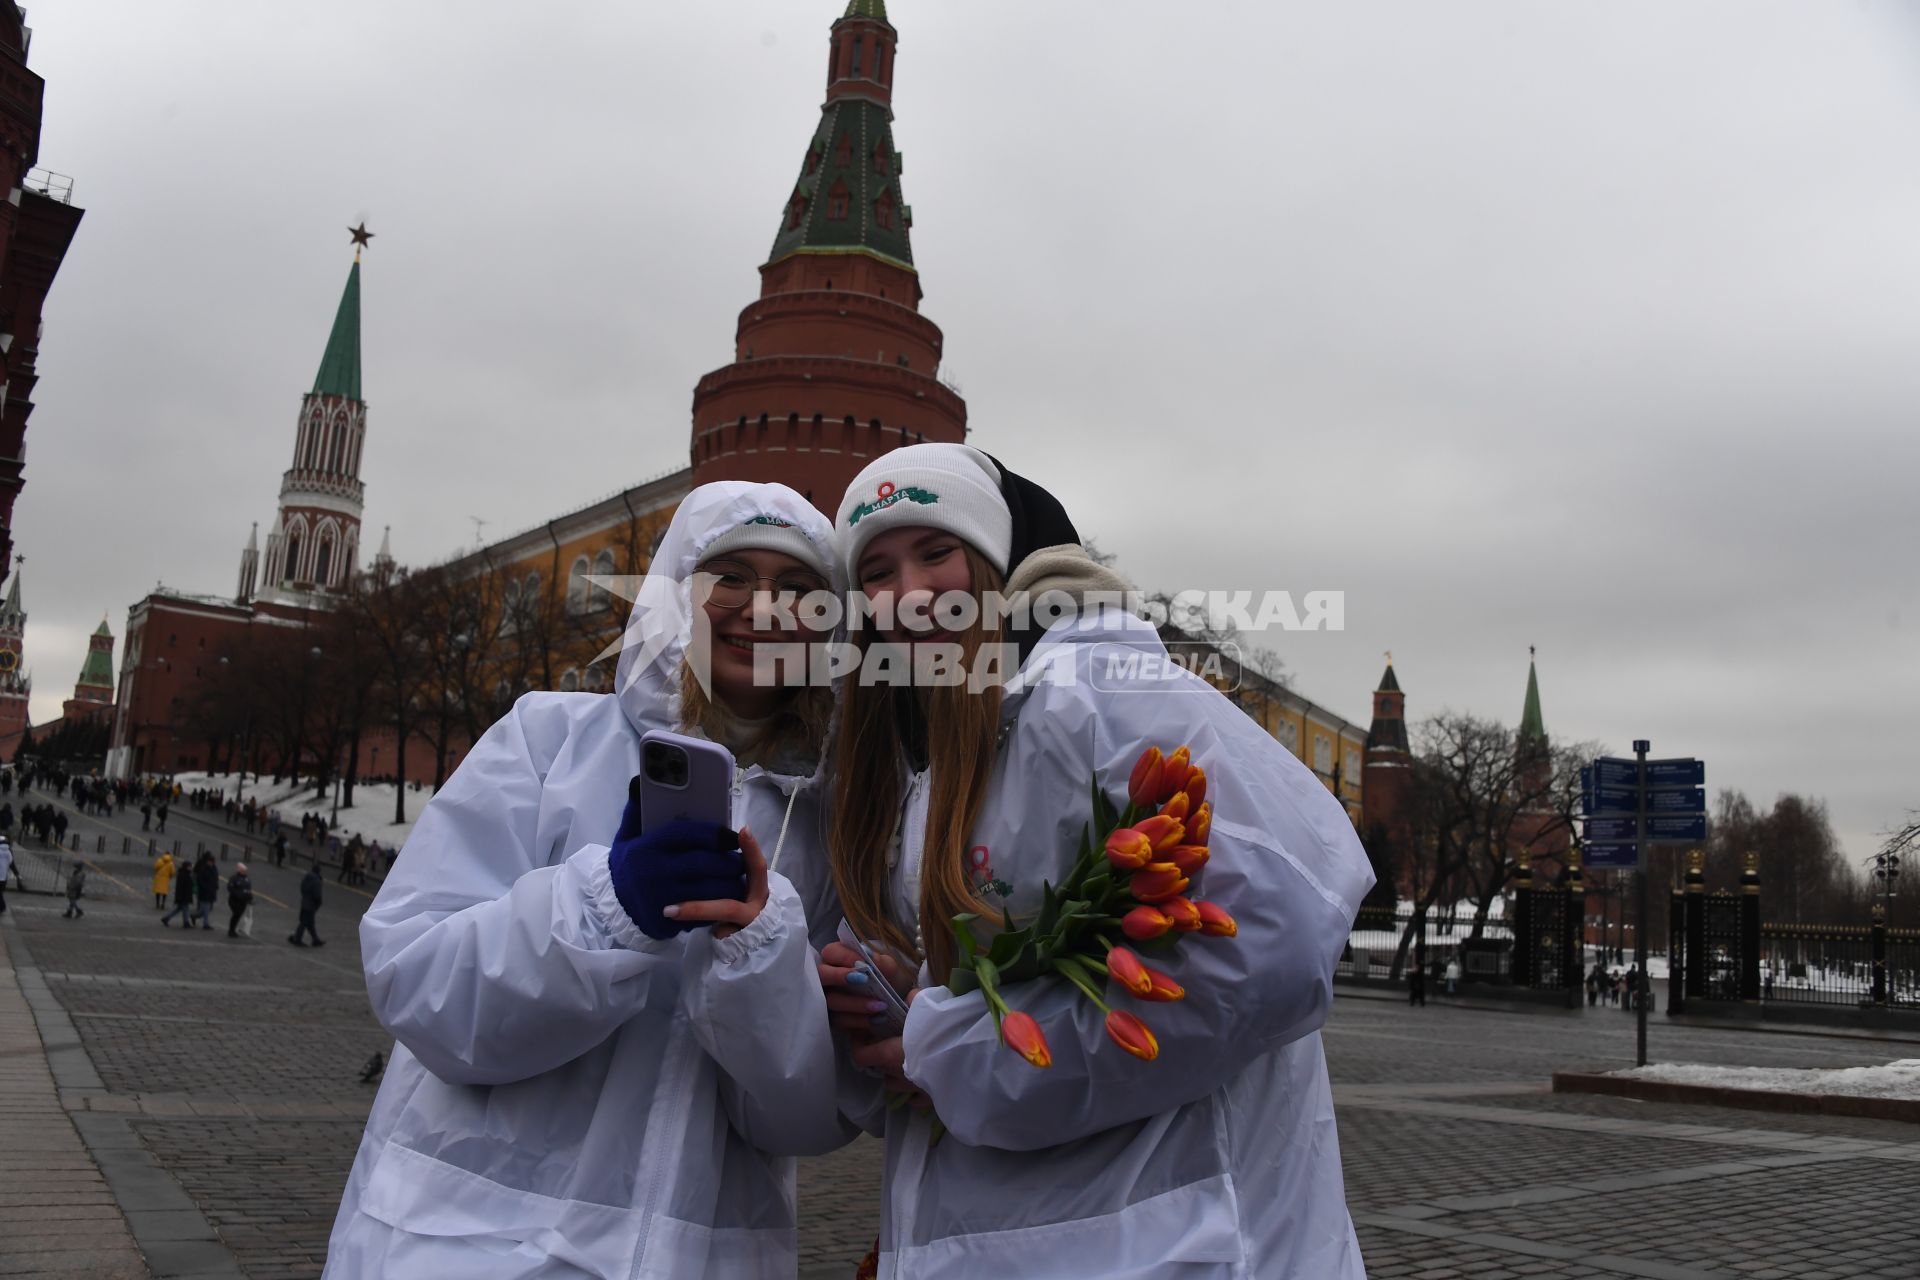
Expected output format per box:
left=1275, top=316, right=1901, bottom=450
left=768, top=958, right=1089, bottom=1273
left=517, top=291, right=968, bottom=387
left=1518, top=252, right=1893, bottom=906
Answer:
left=1105, top=1010, right=1160, bottom=1061
left=1128, top=747, right=1166, bottom=810
left=1159, top=747, right=1194, bottom=802
left=1158, top=792, right=1191, bottom=824
left=1167, top=843, right=1210, bottom=874
left=1104, top=827, right=1154, bottom=871
left=1130, top=864, right=1190, bottom=903
left=1195, top=901, right=1238, bottom=937
left=1001, top=1010, right=1052, bottom=1068
left=1183, top=768, right=1207, bottom=809
left=1138, top=969, right=1185, bottom=1002
left=1188, top=802, right=1212, bottom=847
left=1120, top=904, right=1175, bottom=941
left=1162, top=896, right=1203, bottom=932
left=1106, top=946, right=1153, bottom=997
left=1134, top=814, right=1185, bottom=853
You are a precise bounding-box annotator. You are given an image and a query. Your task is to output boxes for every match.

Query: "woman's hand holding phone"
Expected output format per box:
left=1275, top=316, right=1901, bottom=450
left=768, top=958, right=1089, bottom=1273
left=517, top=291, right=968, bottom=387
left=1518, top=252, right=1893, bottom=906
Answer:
left=665, top=828, right=769, bottom=939
left=607, top=819, right=745, bottom=941
left=818, top=941, right=927, bottom=1106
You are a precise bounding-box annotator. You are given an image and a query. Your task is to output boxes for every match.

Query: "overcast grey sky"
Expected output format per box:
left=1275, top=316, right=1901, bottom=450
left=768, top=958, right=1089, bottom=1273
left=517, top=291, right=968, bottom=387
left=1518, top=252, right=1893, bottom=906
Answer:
left=18, top=0, right=1920, bottom=859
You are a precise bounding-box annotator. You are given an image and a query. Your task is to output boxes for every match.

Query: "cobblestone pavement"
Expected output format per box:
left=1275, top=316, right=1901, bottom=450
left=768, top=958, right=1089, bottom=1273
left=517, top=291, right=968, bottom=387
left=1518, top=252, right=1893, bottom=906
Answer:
left=4, top=789, right=1917, bottom=1278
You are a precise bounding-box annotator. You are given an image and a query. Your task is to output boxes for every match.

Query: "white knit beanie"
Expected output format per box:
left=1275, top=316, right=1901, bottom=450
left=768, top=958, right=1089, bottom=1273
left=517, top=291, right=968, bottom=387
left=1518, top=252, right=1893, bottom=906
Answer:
left=836, top=443, right=1013, bottom=578
left=698, top=515, right=833, bottom=582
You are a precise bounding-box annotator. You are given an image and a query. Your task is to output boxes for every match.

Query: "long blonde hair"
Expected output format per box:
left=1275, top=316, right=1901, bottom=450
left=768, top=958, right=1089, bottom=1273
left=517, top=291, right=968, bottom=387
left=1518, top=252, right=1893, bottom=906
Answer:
left=829, top=546, right=1008, bottom=984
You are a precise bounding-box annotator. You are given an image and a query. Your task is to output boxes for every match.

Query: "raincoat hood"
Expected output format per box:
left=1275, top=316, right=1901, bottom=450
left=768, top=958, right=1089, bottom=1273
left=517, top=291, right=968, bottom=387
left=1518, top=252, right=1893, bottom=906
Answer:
left=613, top=482, right=840, bottom=740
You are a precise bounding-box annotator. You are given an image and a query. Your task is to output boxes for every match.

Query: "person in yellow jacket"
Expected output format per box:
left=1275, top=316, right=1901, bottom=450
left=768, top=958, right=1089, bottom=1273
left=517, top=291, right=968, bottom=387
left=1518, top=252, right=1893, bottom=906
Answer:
left=151, top=851, right=175, bottom=909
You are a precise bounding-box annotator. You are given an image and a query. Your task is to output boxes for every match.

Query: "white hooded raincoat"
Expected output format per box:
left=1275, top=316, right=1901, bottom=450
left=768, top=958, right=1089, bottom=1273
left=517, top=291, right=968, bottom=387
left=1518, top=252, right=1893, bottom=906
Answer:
left=324, top=483, right=849, bottom=1280
left=819, top=606, right=1374, bottom=1279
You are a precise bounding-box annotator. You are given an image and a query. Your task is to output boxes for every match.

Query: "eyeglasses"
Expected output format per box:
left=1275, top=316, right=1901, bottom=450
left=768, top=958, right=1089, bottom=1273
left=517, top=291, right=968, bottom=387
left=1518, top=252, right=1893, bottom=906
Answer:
left=694, top=561, right=829, bottom=610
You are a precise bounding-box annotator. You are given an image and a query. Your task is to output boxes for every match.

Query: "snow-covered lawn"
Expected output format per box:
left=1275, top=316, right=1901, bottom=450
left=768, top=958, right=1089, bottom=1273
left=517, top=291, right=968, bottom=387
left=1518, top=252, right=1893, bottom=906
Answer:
left=1620, top=1060, right=1920, bottom=1100
left=157, top=772, right=424, bottom=850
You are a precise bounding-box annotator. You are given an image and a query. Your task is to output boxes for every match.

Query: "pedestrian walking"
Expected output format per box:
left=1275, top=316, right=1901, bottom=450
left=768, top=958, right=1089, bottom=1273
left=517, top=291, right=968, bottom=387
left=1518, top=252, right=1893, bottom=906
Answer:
left=1586, top=966, right=1599, bottom=1007
left=140, top=802, right=152, bottom=831
left=161, top=857, right=195, bottom=926
left=62, top=862, right=86, bottom=919
left=151, top=850, right=175, bottom=908
left=193, top=853, right=220, bottom=931
left=289, top=865, right=324, bottom=946
left=1408, top=963, right=1426, bottom=1007
left=1445, top=956, right=1461, bottom=995
left=0, top=834, right=11, bottom=915
left=274, top=832, right=289, bottom=868
left=227, top=863, right=254, bottom=938
left=155, top=803, right=169, bottom=833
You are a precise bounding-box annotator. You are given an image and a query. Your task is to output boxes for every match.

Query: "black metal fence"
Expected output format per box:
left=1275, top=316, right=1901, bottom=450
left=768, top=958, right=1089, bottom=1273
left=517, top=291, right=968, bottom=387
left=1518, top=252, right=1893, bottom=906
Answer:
left=1759, top=923, right=1920, bottom=1009
left=1339, top=904, right=1517, bottom=983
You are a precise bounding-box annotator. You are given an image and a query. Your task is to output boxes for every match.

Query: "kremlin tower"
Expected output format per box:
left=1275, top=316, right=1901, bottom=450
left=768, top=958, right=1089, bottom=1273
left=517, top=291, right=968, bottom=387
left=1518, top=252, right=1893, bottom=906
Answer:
left=690, top=0, right=967, bottom=510
left=0, top=560, right=28, bottom=753
left=241, top=232, right=370, bottom=604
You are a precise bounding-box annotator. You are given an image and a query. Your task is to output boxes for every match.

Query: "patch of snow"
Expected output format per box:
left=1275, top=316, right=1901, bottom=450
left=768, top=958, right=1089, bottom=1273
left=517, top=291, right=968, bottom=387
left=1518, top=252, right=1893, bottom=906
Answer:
left=1620, top=1060, right=1920, bottom=1100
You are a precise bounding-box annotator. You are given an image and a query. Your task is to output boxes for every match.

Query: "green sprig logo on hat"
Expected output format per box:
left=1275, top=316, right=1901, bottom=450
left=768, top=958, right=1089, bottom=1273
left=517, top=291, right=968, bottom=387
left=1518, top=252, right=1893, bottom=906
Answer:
left=745, top=515, right=795, bottom=528
left=847, top=480, right=939, bottom=526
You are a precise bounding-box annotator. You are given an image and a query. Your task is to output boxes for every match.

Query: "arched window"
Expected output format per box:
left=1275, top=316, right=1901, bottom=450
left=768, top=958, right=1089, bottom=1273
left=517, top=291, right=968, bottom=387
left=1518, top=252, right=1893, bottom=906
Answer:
left=835, top=133, right=853, bottom=166
left=314, top=537, right=334, bottom=586
left=502, top=578, right=522, bottom=633
left=851, top=35, right=864, bottom=77
left=522, top=573, right=541, bottom=615
left=873, top=140, right=891, bottom=174
left=560, top=669, right=581, bottom=693
left=873, top=187, right=894, bottom=230
left=804, top=146, right=820, bottom=177
left=329, top=424, right=347, bottom=474
left=788, top=193, right=807, bottom=229
left=591, top=550, right=616, bottom=608
left=585, top=665, right=610, bottom=693
left=567, top=555, right=591, bottom=614
left=827, top=181, right=850, bottom=221
left=494, top=679, right=512, bottom=705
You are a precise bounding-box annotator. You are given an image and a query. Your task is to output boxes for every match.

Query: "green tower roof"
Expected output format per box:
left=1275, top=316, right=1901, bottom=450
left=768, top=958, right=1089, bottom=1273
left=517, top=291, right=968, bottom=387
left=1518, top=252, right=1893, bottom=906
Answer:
left=1519, top=656, right=1545, bottom=743
left=93, top=618, right=111, bottom=637
left=842, top=0, right=889, bottom=20
left=77, top=637, right=113, bottom=690
left=312, top=258, right=362, bottom=401
left=768, top=100, right=914, bottom=270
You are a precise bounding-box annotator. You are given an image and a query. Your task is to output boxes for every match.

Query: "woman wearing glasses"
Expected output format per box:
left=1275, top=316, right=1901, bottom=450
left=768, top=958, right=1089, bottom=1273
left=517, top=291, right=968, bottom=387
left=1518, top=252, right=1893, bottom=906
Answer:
left=325, top=482, right=854, bottom=1280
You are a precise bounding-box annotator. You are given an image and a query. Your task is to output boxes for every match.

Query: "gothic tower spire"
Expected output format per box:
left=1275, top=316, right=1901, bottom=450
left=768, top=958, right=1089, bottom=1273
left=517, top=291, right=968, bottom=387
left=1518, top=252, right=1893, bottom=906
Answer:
left=259, top=242, right=370, bottom=600
left=689, top=0, right=966, bottom=511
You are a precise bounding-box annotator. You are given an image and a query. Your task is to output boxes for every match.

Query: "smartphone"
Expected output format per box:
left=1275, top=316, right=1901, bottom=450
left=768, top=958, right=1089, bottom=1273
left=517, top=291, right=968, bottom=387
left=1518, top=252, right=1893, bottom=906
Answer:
left=837, top=918, right=914, bottom=1034
left=632, top=730, right=737, bottom=836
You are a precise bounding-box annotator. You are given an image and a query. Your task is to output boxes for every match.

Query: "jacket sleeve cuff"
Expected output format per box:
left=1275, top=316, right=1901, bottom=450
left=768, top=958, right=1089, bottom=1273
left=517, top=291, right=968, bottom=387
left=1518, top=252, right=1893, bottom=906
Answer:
left=709, top=872, right=799, bottom=967
left=580, top=844, right=673, bottom=954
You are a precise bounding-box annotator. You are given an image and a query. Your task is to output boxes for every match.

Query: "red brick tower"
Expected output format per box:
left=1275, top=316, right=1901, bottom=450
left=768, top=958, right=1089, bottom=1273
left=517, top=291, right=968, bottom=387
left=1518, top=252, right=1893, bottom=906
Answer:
left=0, top=557, right=26, bottom=746
left=250, top=239, right=369, bottom=604
left=1362, top=657, right=1413, bottom=901
left=690, top=0, right=967, bottom=511
left=0, top=13, right=84, bottom=573
left=62, top=615, right=114, bottom=722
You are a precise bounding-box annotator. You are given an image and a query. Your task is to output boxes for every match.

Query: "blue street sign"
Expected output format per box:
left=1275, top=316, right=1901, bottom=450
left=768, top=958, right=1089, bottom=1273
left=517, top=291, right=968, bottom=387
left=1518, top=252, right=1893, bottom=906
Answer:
left=1644, top=759, right=1704, bottom=789
left=1588, top=760, right=1639, bottom=789
left=1583, top=817, right=1637, bottom=841
left=1584, top=842, right=1641, bottom=869
left=1646, top=814, right=1707, bottom=842
left=1582, top=785, right=1639, bottom=815
left=1646, top=787, right=1705, bottom=814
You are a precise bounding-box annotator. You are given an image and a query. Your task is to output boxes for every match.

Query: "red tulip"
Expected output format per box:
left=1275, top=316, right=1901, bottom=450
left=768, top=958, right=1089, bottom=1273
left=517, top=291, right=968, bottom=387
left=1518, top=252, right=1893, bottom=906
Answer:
left=1158, top=792, right=1191, bottom=824
left=1001, top=1010, right=1052, bottom=1068
left=1188, top=802, right=1212, bottom=847
left=1195, top=901, right=1238, bottom=937
left=1128, top=747, right=1166, bottom=810
left=1130, top=864, right=1190, bottom=903
left=1106, top=946, right=1153, bottom=997
left=1182, top=768, right=1207, bottom=810
left=1134, top=814, right=1186, bottom=854
left=1167, top=843, right=1210, bottom=874
left=1162, top=896, right=1203, bottom=932
left=1120, top=904, right=1175, bottom=941
left=1104, top=827, right=1154, bottom=871
left=1105, top=1010, right=1160, bottom=1061
left=1138, top=969, right=1185, bottom=1002
left=1159, top=747, right=1194, bottom=802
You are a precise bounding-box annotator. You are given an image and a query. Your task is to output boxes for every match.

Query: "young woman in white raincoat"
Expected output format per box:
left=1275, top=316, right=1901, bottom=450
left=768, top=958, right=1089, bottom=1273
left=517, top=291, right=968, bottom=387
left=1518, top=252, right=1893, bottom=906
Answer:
left=324, top=482, right=855, bottom=1280
left=813, top=443, right=1375, bottom=1279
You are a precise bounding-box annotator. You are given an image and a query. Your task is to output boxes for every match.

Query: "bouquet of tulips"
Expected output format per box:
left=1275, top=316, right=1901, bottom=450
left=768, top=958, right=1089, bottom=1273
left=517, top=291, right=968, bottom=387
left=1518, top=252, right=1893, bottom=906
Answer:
left=946, top=744, right=1237, bottom=1069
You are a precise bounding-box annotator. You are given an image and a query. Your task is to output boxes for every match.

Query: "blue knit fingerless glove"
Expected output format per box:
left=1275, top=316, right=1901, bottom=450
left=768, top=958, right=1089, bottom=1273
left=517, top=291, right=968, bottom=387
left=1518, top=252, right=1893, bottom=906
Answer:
left=606, top=805, right=744, bottom=941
